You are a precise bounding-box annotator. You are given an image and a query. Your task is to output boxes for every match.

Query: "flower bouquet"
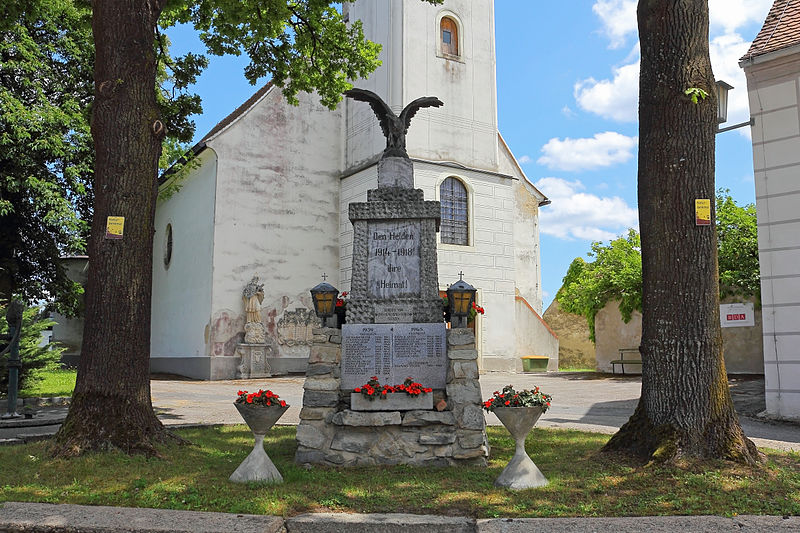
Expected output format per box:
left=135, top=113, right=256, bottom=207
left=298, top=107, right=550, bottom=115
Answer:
left=351, top=377, right=433, bottom=411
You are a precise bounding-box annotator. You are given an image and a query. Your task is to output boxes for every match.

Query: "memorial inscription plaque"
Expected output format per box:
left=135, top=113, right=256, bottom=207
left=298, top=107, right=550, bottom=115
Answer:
left=374, top=303, right=414, bottom=323
left=341, top=323, right=447, bottom=389
left=367, top=220, right=421, bottom=299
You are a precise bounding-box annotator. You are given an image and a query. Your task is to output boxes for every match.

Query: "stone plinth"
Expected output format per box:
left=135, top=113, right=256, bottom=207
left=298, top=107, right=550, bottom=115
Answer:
left=294, top=328, right=488, bottom=467
left=236, top=344, right=272, bottom=378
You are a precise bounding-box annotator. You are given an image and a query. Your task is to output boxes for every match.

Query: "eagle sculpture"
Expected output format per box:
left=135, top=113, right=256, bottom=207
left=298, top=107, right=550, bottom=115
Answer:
left=344, top=88, right=444, bottom=159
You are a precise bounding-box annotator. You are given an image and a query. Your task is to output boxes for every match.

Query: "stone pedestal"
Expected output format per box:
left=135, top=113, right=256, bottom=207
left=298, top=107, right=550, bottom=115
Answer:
left=236, top=344, right=272, bottom=378
left=294, top=327, right=488, bottom=467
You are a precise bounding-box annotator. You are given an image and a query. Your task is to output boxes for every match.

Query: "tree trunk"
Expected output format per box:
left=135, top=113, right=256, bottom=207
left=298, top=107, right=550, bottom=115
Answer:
left=603, top=0, right=762, bottom=465
left=53, top=0, right=173, bottom=456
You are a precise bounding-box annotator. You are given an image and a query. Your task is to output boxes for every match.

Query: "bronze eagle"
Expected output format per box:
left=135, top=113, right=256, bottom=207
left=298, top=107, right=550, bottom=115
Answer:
left=344, top=88, right=444, bottom=158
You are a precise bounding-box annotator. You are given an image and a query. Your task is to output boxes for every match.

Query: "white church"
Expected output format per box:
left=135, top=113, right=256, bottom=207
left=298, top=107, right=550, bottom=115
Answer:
left=149, top=0, right=558, bottom=380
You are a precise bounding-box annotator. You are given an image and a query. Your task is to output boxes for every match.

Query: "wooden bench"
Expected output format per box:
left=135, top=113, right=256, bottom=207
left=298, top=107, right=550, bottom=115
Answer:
left=610, top=348, right=642, bottom=374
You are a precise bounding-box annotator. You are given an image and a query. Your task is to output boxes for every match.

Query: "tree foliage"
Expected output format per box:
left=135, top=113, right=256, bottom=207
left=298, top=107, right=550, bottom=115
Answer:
left=0, top=0, right=94, bottom=314
left=557, top=192, right=759, bottom=340
left=1, top=305, right=64, bottom=394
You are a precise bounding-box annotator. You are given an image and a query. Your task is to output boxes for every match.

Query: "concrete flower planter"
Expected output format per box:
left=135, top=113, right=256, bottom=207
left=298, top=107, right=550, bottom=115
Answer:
left=492, top=406, right=548, bottom=489
left=230, top=403, right=288, bottom=484
left=350, top=392, right=433, bottom=411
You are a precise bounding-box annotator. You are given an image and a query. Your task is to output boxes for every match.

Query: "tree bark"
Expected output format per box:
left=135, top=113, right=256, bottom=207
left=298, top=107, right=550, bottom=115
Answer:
left=603, top=0, right=762, bottom=465
left=53, top=0, right=174, bottom=456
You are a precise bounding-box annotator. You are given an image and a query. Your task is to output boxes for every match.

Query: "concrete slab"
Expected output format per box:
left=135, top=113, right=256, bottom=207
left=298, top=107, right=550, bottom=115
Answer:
left=477, top=515, right=800, bottom=532
left=287, top=513, right=474, bottom=533
left=0, top=502, right=285, bottom=533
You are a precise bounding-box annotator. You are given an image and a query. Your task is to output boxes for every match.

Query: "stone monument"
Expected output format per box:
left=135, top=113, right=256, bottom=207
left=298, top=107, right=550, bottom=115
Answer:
left=295, top=90, right=488, bottom=466
left=236, top=275, right=272, bottom=378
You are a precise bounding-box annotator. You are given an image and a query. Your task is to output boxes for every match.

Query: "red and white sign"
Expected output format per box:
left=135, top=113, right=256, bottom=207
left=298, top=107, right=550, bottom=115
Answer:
left=719, top=303, right=754, bottom=328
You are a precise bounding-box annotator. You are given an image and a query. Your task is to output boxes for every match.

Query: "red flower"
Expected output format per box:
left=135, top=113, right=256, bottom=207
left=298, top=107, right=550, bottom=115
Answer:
left=504, top=400, right=511, bottom=406
left=354, top=387, right=361, bottom=393
left=280, top=400, right=287, bottom=407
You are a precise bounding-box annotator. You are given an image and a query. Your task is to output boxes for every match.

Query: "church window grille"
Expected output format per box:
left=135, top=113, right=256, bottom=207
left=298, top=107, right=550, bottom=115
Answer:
left=440, top=17, right=459, bottom=57
left=440, top=177, right=468, bottom=245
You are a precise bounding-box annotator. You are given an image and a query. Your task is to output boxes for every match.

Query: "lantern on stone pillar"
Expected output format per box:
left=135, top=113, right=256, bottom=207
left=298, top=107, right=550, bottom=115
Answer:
left=446, top=272, right=477, bottom=329
left=310, top=278, right=339, bottom=328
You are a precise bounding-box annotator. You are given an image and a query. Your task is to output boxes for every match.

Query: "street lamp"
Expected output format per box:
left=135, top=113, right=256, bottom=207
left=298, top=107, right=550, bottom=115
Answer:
left=715, top=79, right=754, bottom=134
left=310, top=276, right=339, bottom=328
left=446, top=272, right=477, bottom=329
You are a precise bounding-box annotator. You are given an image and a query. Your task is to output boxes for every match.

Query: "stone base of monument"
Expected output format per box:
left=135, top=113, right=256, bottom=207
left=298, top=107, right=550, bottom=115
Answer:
left=350, top=393, right=433, bottom=411
left=235, top=344, right=272, bottom=379
left=295, top=327, right=488, bottom=467
left=264, top=356, right=308, bottom=375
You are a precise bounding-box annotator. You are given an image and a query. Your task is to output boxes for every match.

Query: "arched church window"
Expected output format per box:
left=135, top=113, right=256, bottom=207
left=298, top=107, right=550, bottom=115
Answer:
left=440, top=17, right=459, bottom=57
left=440, top=177, right=468, bottom=245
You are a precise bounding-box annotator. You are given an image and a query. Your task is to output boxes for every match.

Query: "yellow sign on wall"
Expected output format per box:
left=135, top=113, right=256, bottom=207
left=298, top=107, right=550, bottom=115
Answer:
left=105, top=216, right=125, bottom=239
left=695, top=199, right=711, bottom=226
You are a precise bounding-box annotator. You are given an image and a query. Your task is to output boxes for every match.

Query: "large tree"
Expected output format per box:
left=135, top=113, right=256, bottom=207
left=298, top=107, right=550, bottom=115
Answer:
left=602, top=0, right=762, bottom=464
left=0, top=0, right=94, bottom=315
left=54, top=0, right=440, bottom=456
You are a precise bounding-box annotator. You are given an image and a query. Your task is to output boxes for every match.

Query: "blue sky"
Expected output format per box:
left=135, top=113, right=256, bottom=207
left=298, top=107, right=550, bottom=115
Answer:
left=166, top=0, right=772, bottom=310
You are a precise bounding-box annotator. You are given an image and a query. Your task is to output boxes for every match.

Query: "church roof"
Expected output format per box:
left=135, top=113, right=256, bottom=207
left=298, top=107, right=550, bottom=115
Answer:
left=742, top=0, right=800, bottom=61
left=201, top=82, right=273, bottom=142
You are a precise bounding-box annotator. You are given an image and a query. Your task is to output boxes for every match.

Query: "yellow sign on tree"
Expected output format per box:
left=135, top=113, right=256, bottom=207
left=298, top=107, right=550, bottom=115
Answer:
left=105, top=216, right=124, bottom=239
left=695, top=199, right=711, bottom=226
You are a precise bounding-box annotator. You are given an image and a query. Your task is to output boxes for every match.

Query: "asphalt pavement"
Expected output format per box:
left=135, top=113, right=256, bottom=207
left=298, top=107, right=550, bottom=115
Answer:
left=2, top=372, right=798, bottom=451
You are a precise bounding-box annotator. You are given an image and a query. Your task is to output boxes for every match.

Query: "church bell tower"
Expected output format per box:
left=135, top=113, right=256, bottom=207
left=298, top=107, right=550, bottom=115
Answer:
left=344, top=0, right=499, bottom=172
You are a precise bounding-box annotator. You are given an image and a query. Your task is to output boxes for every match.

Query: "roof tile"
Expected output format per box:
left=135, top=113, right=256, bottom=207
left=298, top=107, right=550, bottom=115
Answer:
left=742, top=0, right=800, bottom=61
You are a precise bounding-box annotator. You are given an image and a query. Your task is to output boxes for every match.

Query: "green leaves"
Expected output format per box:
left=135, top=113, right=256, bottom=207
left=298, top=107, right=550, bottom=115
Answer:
left=160, top=0, right=383, bottom=109
left=684, top=87, right=709, bottom=104
left=556, top=193, right=760, bottom=340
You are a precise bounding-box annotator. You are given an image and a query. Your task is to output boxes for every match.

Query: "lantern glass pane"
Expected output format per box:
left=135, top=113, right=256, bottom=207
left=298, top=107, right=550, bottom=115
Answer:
left=454, top=292, right=471, bottom=314
left=316, top=293, right=334, bottom=315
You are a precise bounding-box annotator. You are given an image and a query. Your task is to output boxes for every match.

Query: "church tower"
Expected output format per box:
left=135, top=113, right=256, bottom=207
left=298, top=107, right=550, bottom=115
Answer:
left=343, top=0, right=498, bottom=171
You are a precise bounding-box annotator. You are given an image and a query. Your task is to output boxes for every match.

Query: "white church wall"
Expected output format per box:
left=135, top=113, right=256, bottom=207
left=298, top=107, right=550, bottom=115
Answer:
left=204, top=88, right=343, bottom=363
left=344, top=0, right=498, bottom=171
left=743, top=52, right=800, bottom=420
left=151, top=149, right=217, bottom=364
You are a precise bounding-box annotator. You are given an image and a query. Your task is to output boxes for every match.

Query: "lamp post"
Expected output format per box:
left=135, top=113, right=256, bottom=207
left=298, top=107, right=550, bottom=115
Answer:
left=715, top=80, right=754, bottom=134
left=1, top=301, right=24, bottom=419
left=310, top=275, right=339, bottom=328
left=446, top=272, right=477, bottom=329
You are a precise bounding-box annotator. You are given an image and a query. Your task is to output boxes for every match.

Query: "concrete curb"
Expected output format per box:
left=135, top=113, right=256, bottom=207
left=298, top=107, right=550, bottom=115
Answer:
left=0, top=502, right=285, bottom=533
left=1, top=503, right=797, bottom=533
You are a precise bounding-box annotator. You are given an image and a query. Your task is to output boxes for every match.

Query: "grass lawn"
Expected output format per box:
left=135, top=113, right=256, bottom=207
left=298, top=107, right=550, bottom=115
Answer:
left=20, top=368, right=77, bottom=398
left=1, top=426, right=798, bottom=518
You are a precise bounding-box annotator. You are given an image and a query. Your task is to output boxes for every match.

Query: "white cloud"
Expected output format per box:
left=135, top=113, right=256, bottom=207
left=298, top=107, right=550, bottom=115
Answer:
left=592, top=0, right=771, bottom=48
left=592, top=0, right=637, bottom=49
left=574, top=61, right=639, bottom=122
left=535, top=177, right=639, bottom=241
left=709, top=0, right=773, bottom=34
left=518, top=155, right=532, bottom=164
left=561, top=105, right=576, bottom=118
left=537, top=132, right=638, bottom=172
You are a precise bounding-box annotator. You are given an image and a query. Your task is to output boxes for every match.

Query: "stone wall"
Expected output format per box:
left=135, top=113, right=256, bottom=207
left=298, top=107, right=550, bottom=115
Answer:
left=295, top=327, right=489, bottom=467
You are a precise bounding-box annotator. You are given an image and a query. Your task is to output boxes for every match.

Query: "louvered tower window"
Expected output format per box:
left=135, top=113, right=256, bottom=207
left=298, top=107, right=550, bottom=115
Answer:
left=440, top=177, right=468, bottom=245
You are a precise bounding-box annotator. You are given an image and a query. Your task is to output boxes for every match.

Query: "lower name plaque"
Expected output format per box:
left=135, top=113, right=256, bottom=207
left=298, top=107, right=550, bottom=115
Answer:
left=341, top=323, right=447, bottom=389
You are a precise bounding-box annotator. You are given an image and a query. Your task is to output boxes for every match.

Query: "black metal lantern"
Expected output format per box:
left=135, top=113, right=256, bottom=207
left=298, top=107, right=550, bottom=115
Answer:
left=310, top=278, right=339, bottom=328
left=446, top=272, right=477, bottom=328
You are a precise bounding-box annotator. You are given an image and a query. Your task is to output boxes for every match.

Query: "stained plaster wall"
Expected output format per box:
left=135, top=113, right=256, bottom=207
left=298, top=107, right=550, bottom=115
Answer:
left=742, top=48, right=800, bottom=419
left=344, top=0, right=498, bottom=170
left=204, top=88, right=342, bottom=362
left=151, top=149, right=216, bottom=366
left=594, top=299, right=764, bottom=375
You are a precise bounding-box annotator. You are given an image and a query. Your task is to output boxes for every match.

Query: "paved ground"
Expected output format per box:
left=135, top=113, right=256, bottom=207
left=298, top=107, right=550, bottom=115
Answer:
left=3, top=372, right=797, bottom=451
